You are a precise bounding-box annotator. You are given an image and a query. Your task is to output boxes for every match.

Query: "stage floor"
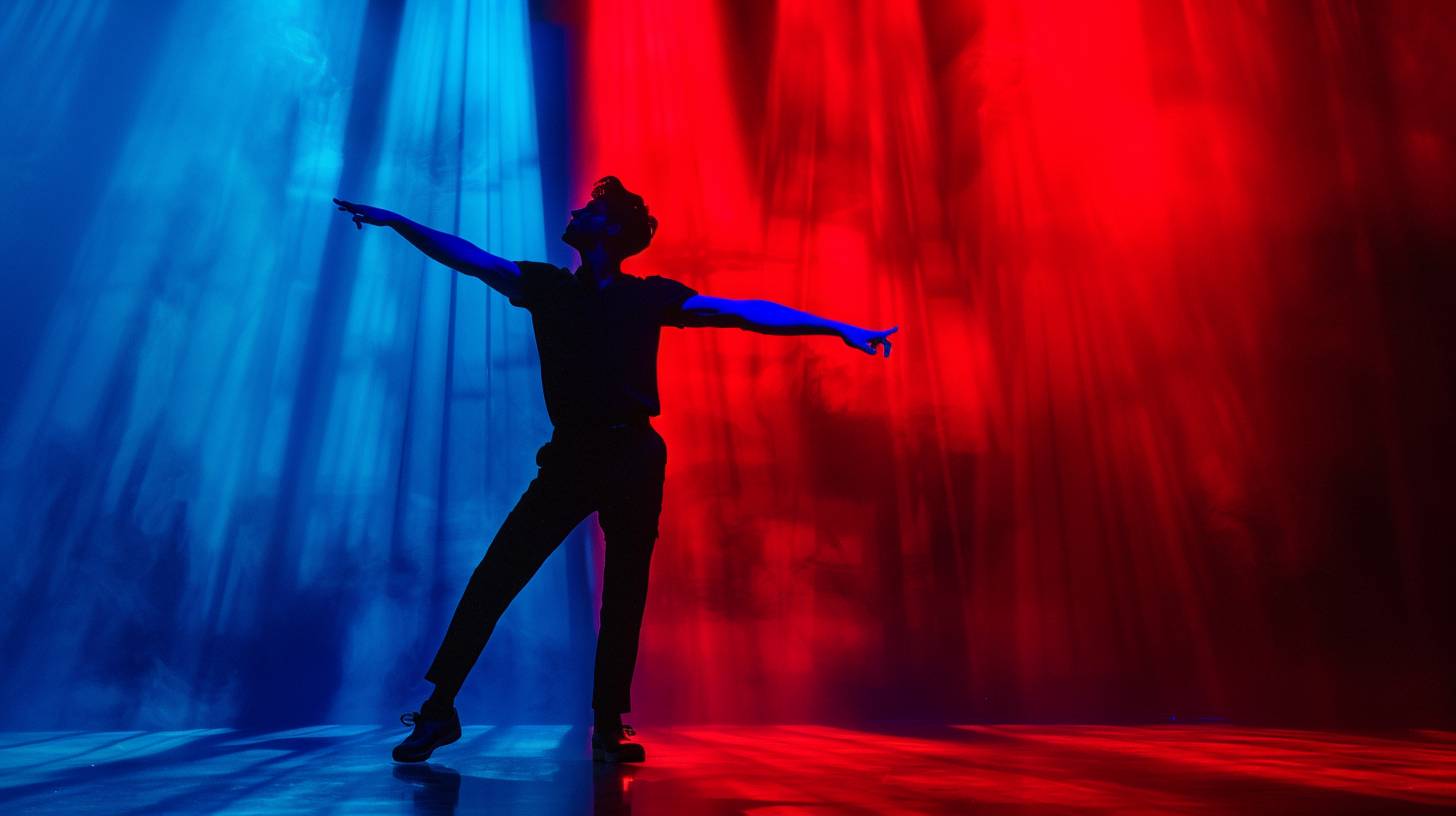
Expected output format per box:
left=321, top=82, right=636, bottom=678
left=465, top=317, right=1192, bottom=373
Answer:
left=1, top=724, right=1452, bottom=814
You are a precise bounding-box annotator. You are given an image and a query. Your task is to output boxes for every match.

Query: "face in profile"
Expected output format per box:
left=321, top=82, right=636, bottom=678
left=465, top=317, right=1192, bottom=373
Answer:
left=563, top=177, right=656, bottom=260
left=562, top=198, right=618, bottom=251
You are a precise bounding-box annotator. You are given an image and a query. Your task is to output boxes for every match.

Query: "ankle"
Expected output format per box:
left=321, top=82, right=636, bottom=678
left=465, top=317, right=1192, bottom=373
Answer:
left=594, top=711, right=622, bottom=731
left=422, top=694, right=455, bottom=718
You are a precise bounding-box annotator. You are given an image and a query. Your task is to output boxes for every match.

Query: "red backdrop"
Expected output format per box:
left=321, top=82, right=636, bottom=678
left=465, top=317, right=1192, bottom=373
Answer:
left=569, top=0, right=1456, bottom=725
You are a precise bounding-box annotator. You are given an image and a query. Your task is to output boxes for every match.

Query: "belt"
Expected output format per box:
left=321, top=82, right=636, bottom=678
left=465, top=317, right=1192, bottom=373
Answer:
left=554, top=416, right=651, bottom=434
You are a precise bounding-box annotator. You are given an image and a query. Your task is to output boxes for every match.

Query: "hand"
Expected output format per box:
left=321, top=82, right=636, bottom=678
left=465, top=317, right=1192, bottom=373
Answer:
left=333, top=197, right=397, bottom=230
left=841, top=325, right=898, bottom=357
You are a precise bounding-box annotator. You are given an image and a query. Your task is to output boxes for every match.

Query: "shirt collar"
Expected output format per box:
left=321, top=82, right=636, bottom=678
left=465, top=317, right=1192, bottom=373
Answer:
left=574, top=270, right=627, bottom=292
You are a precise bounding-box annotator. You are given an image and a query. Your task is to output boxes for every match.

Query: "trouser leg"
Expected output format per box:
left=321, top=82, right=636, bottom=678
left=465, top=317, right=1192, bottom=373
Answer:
left=425, top=454, right=593, bottom=697
left=591, top=430, right=667, bottom=714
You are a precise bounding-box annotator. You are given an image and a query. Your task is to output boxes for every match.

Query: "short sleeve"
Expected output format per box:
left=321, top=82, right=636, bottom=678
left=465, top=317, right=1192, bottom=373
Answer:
left=644, top=275, right=699, bottom=328
left=509, top=261, right=572, bottom=310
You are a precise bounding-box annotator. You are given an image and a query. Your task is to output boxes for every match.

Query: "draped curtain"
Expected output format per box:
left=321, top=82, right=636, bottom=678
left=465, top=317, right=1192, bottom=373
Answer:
left=0, top=0, right=586, bottom=728
left=1, top=0, right=1452, bottom=730
left=580, top=0, right=1456, bottom=725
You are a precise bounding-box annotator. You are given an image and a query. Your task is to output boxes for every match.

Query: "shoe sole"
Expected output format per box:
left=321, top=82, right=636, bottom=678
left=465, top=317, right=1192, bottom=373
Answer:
left=393, top=726, right=462, bottom=764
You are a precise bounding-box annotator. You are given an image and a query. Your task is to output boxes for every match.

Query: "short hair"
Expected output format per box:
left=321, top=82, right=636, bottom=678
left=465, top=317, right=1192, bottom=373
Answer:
left=591, top=175, right=657, bottom=257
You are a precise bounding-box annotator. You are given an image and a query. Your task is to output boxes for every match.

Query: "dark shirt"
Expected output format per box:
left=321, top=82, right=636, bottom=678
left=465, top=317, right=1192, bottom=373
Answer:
left=509, top=261, right=698, bottom=428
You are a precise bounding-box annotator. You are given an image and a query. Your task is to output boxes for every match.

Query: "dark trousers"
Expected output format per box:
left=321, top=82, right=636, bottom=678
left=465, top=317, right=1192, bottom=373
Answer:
left=425, top=420, right=667, bottom=714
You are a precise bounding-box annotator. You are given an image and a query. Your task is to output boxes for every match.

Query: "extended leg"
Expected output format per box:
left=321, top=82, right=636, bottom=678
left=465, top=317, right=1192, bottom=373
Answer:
left=425, top=463, right=593, bottom=697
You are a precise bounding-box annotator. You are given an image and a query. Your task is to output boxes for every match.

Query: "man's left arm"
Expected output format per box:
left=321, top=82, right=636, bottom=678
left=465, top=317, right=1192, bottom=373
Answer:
left=678, top=295, right=898, bottom=357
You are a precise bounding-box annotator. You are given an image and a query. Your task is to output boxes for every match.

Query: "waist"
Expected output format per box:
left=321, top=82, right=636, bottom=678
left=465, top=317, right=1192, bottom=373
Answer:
left=552, top=415, right=652, bottom=435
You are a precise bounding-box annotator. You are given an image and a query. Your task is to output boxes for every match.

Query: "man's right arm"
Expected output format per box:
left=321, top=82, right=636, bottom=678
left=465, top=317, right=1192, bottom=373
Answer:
left=333, top=198, right=522, bottom=300
left=389, top=216, right=523, bottom=300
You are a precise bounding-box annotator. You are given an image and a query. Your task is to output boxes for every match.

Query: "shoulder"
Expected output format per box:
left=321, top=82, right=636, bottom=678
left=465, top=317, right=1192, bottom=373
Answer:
left=509, top=261, right=572, bottom=308
left=640, top=274, right=698, bottom=297
left=631, top=274, right=699, bottom=327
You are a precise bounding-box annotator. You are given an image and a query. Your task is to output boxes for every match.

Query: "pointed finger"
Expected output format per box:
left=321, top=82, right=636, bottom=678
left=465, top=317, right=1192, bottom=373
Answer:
left=882, top=340, right=892, bottom=358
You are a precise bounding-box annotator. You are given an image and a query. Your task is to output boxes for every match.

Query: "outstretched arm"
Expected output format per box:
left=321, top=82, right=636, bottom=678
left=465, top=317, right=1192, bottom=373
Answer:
left=333, top=198, right=522, bottom=300
left=680, top=295, right=898, bottom=357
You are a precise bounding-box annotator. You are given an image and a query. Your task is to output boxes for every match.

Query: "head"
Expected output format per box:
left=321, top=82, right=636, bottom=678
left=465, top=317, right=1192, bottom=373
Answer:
left=562, top=176, right=657, bottom=260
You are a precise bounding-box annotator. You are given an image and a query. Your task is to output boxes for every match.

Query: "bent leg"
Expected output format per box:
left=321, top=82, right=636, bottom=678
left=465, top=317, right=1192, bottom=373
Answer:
left=591, top=432, right=667, bottom=714
left=425, top=463, right=593, bottom=696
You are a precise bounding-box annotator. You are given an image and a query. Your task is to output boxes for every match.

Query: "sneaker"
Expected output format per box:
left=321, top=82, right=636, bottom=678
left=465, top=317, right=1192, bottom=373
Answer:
left=392, top=707, right=462, bottom=763
left=591, top=723, right=646, bottom=763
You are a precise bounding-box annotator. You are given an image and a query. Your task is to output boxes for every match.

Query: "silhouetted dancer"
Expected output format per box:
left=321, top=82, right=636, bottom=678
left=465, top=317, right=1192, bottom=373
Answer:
left=334, top=177, right=898, bottom=763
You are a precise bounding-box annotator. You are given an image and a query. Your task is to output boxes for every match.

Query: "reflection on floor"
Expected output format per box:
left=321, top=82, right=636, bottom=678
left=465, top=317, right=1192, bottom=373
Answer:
left=1, top=724, right=1452, bottom=814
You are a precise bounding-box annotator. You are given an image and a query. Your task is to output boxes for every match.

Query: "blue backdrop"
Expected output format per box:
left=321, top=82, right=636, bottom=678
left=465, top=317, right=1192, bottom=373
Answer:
left=0, top=0, right=593, bottom=729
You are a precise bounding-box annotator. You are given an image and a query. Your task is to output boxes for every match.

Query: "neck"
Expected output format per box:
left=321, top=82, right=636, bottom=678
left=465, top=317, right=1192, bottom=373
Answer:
left=576, top=246, right=620, bottom=288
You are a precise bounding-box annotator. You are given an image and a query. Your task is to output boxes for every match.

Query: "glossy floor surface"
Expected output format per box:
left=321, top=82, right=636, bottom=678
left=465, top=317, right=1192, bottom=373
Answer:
left=2, top=724, right=1453, bottom=814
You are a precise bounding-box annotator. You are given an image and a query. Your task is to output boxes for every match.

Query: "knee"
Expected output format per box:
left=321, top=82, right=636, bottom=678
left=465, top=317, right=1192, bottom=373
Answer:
left=598, top=520, right=660, bottom=548
left=599, top=592, right=649, bottom=622
left=599, top=567, right=652, bottom=610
